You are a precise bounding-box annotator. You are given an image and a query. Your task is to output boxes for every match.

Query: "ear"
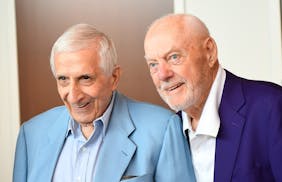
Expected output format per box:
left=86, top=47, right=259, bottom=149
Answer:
left=111, top=65, right=121, bottom=90
left=204, top=37, right=218, bottom=67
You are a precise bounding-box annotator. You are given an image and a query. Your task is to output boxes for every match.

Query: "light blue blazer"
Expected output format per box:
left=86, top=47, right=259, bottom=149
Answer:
left=13, top=92, right=195, bottom=182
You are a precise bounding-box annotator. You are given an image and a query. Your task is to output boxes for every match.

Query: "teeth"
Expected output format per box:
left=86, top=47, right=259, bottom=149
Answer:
left=167, top=83, right=182, bottom=91
left=77, top=102, right=89, bottom=108
left=160, top=80, right=185, bottom=92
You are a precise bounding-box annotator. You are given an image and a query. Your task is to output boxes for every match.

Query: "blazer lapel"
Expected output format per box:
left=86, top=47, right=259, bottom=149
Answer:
left=94, top=92, right=136, bottom=182
left=36, top=108, right=70, bottom=181
left=214, top=71, right=246, bottom=182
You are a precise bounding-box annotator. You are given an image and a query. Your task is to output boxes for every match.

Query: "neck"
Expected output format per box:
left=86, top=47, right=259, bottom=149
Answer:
left=80, top=122, right=94, bottom=139
left=186, top=65, right=219, bottom=131
left=185, top=107, right=202, bottom=131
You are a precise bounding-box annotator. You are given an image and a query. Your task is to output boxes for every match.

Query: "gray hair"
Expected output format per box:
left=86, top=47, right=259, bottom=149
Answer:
left=50, top=23, right=117, bottom=76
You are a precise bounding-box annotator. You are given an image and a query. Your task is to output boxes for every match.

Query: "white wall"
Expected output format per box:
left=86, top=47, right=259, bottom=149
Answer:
left=0, top=0, right=20, bottom=181
left=174, top=0, right=282, bottom=85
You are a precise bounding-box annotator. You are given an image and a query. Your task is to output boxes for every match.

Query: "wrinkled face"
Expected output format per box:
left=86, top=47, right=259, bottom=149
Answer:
left=144, top=26, right=213, bottom=112
left=54, top=47, right=120, bottom=124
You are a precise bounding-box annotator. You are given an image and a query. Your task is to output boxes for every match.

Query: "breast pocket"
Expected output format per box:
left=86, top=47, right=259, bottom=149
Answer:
left=120, top=174, right=154, bottom=182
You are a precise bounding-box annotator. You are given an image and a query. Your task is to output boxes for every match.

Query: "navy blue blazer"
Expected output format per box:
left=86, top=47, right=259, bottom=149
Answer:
left=214, top=71, right=282, bottom=181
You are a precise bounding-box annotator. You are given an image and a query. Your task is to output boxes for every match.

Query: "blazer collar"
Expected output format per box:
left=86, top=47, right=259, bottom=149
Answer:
left=35, top=92, right=136, bottom=182
left=36, top=107, right=70, bottom=181
left=94, top=92, right=136, bottom=182
left=214, top=70, right=246, bottom=182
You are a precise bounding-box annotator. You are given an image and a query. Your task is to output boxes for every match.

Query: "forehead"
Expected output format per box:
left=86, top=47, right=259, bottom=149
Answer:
left=144, top=27, right=189, bottom=60
left=54, top=48, right=101, bottom=73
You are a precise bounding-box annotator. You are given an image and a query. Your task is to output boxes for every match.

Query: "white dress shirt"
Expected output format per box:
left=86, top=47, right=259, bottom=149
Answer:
left=182, top=66, right=226, bottom=182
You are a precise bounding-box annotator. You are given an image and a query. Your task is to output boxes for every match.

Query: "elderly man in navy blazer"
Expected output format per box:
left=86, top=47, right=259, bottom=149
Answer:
left=13, top=24, right=196, bottom=182
left=144, top=13, right=282, bottom=181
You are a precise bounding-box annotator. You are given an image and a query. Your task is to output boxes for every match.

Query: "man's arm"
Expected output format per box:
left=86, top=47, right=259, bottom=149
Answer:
left=155, top=114, right=196, bottom=182
left=13, top=126, right=27, bottom=182
left=269, top=94, right=282, bottom=181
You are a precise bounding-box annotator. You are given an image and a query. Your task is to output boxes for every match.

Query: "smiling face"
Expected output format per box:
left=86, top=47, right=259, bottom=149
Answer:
left=144, top=15, right=218, bottom=115
left=54, top=46, right=120, bottom=124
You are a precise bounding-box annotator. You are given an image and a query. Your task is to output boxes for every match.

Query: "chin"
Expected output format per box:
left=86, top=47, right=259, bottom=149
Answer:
left=72, top=116, right=90, bottom=124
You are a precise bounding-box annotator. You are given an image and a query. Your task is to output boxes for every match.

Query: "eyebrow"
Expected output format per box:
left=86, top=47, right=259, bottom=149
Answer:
left=144, top=47, right=179, bottom=62
left=144, top=55, right=153, bottom=61
left=56, top=74, right=67, bottom=79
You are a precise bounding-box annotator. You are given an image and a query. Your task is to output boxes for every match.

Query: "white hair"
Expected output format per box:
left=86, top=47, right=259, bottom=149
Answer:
left=50, top=23, right=117, bottom=76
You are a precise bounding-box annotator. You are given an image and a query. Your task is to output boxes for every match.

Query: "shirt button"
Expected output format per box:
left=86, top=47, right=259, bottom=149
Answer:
left=76, top=176, right=81, bottom=181
left=82, top=147, right=87, bottom=152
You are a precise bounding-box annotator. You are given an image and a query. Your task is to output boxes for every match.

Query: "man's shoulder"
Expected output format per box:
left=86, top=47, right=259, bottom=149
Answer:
left=122, top=94, right=174, bottom=119
left=224, top=70, right=282, bottom=109
left=242, top=79, right=282, bottom=96
left=121, top=94, right=180, bottom=131
left=22, top=105, right=68, bottom=130
left=225, top=70, right=282, bottom=96
left=116, top=93, right=182, bottom=146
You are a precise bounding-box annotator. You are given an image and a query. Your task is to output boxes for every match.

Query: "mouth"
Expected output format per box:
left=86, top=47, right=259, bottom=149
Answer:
left=74, top=102, right=90, bottom=109
left=165, top=82, right=184, bottom=91
left=160, top=81, right=185, bottom=93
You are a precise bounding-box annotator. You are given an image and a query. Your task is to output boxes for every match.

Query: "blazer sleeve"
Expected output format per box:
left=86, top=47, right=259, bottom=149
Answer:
left=13, top=126, right=28, bottom=182
left=155, top=114, right=196, bottom=182
left=269, top=94, right=282, bottom=181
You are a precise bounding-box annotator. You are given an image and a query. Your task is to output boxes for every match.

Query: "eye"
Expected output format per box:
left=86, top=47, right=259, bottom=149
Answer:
left=57, top=75, right=69, bottom=87
left=81, top=75, right=90, bottom=80
left=58, top=76, right=67, bottom=80
left=79, top=74, right=95, bottom=85
left=168, top=53, right=182, bottom=65
left=147, top=61, right=159, bottom=74
left=148, top=62, right=158, bottom=68
left=171, top=54, right=178, bottom=60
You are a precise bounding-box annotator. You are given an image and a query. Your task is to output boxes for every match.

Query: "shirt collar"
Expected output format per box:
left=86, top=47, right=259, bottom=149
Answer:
left=182, top=65, right=226, bottom=137
left=65, top=91, right=116, bottom=138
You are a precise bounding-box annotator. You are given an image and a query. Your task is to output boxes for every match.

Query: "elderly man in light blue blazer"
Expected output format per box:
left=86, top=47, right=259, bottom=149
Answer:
left=13, top=24, right=195, bottom=182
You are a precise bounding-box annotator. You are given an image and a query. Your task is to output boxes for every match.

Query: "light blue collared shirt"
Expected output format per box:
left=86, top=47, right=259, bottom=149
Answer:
left=52, top=92, right=115, bottom=182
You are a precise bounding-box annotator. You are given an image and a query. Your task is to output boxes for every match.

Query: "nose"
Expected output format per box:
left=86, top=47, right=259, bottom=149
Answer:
left=67, top=82, right=83, bottom=104
left=157, top=61, right=174, bottom=81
